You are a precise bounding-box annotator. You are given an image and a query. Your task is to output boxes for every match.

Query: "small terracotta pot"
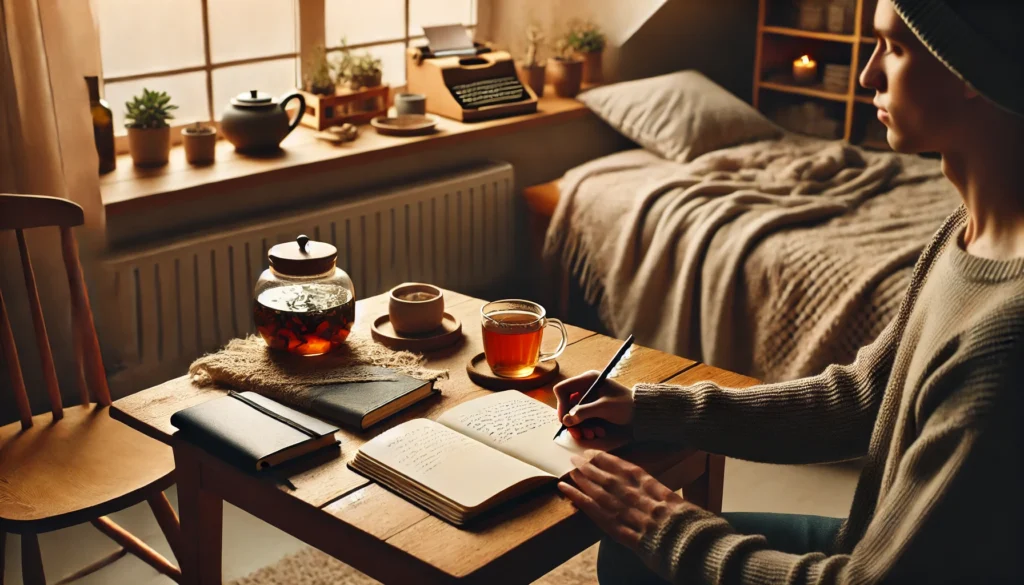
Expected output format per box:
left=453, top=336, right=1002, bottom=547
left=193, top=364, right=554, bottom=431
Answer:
left=127, top=126, right=171, bottom=167
left=182, top=127, right=217, bottom=166
left=548, top=57, right=584, bottom=98
left=580, top=50, right=603, bottom=84
left=516, top=62, right=546, bottom=98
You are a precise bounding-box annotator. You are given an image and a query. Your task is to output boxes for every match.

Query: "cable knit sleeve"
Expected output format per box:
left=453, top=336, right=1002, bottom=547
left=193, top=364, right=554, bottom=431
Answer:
left=629, top=206, right=967, bottom=465
left=631, top=315, right=898, bottom=464
left=635, top=319, right=1022, bottom=585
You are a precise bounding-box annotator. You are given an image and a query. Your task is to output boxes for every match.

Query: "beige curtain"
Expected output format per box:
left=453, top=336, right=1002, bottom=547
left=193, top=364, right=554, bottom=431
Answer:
left=1, top=0, right=108, bottom=419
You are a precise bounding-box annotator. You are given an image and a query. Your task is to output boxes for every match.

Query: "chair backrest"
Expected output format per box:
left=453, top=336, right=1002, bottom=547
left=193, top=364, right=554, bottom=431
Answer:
left=0, top=193, right=110, bottom=430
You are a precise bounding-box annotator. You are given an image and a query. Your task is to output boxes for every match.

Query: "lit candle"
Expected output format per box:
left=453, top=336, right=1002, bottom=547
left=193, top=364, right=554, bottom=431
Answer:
left=793, top=55, right=818, bottom=85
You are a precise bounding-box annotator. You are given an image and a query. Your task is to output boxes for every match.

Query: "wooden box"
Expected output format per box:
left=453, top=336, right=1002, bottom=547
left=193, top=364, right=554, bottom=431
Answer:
left=298, top=85, right=390, bottom=131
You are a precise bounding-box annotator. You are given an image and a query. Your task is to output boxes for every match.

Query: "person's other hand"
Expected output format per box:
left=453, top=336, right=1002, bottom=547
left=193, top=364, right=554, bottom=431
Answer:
left=553, top=371, right=634, bottom=440
left=558, top=450, right=688, bottom=550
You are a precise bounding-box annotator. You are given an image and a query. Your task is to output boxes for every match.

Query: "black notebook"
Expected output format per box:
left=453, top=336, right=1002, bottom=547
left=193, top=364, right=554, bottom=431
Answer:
left=304, top=367, right=438, bottom=430
left=171, top=392, right=340, bottom=471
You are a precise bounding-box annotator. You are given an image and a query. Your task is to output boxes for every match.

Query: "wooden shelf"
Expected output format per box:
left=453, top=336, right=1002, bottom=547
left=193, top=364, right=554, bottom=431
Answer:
left=100, top=89, right=593, bottom=217
left=761, top=25, right=857, bottom=44
left=855, top=95, right=874, bottom=105
left=760, top=81, right=849, bottom=103
left=755, top=0, right=876, bottom=142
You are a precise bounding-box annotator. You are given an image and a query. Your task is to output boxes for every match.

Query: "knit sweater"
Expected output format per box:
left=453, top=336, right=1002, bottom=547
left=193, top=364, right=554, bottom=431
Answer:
left=631, top=206, right=1024, bottom=585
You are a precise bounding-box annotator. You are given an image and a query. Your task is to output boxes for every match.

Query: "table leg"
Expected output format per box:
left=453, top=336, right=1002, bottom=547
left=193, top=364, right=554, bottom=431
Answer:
left=684, top=454, right=726, bottom=514
left=174, top=440, right=223, bottom=585
left=704, top=454, right=726, bottom=514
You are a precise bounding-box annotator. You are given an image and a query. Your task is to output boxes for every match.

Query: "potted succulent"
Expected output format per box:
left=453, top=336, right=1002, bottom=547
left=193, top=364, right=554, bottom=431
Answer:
left=336, top=38, right=383, bottom=90
left=124, top=88, right=176, bottom=167
left=516, top=25, right=547, bottom=97
left=305, top=45, right=336, bottom=96
left=181, top=122, right=217, bottom=166
left=548, top=39, right=584, bottom=98
left=566, top=21, right=606, bottom=84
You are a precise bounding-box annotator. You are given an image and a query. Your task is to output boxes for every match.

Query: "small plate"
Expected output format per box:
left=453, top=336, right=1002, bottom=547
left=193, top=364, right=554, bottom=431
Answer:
left=371, top=312, right=462, bottom=352
left=467, top=353, right=560, bottom=391
left=370, top=114, right=439, bottom=137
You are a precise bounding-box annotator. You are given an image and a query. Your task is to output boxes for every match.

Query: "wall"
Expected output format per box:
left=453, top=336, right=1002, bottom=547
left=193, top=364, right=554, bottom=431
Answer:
left=478, top=0, right=758, bottom=100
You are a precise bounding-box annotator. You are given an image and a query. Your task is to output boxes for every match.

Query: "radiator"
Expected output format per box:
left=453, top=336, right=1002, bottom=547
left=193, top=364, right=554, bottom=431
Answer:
left=102, top=162, right=515, bottom=392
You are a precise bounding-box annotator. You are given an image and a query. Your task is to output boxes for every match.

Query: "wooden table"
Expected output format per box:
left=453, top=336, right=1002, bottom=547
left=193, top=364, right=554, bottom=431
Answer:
left=111, top=290, right=757, bottom=584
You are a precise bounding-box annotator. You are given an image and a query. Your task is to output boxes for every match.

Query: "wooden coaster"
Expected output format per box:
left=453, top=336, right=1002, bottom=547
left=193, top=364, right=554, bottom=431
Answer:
left=466, top=353, right=559, bottom=390
left=371, top=312, right=462, bottom=352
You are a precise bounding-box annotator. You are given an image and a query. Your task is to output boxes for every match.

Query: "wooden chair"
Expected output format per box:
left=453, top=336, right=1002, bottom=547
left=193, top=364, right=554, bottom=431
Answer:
left=0, top=194, right=181, bottom=584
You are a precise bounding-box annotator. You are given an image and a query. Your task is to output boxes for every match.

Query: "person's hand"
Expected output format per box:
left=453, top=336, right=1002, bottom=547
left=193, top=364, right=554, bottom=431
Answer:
left=553, top=371, right=634, bottom=440
left=558, top=450, right=688, bottom=550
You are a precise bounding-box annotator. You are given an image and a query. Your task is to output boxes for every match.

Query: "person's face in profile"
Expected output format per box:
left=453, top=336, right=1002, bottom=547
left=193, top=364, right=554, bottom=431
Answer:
left=859, top=0, right=975, bottom=153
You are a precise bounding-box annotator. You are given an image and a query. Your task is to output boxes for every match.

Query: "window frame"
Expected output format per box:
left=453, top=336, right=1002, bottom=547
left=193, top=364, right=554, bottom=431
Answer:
left=101, top=0, right=476, bottom=146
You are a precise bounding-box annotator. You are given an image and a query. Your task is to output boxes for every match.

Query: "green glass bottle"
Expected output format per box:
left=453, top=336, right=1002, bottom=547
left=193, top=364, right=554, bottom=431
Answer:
left=86, top=76, right=116, bottom=174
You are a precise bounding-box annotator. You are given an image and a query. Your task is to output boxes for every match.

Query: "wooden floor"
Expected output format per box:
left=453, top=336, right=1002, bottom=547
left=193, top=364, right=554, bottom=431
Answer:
left=0, top=463, right=860, bottom=584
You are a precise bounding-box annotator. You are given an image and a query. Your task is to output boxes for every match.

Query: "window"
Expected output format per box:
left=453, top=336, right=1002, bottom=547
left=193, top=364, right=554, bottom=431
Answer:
left=97, top=0, right=477, bottom=135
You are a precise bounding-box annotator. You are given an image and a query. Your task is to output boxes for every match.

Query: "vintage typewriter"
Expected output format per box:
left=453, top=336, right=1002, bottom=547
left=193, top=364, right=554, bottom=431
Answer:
left=406, top=25, right=538, bottom=122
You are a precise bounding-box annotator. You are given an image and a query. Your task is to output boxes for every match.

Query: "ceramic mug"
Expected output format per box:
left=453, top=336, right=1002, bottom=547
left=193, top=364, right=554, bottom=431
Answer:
left=394, top=93, right=427, bottom=116
left=389, top=283, right=444, bottom=334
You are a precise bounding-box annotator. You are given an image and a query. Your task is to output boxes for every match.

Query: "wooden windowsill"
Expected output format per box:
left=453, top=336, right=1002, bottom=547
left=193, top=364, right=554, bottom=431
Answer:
left=100, top=90, right=593, bottom=217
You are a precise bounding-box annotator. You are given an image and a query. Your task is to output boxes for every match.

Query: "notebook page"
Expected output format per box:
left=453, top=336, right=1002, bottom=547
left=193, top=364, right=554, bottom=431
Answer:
left=357, top=418, right=551, bottom=510
left=437, top=392, right=624, bottom=478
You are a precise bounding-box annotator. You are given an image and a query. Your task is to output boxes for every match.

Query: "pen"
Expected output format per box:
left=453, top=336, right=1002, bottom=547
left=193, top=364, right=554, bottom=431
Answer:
left=553, top=334, right=634, bottom=440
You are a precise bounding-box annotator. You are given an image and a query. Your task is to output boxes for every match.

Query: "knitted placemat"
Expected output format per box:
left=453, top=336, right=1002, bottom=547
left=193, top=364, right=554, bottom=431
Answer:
left=189, top=335, right=447, bottom=408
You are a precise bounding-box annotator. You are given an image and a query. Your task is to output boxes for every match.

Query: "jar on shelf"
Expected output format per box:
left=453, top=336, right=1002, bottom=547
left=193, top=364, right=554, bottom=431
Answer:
left=253, top=235, right=356, bottom=356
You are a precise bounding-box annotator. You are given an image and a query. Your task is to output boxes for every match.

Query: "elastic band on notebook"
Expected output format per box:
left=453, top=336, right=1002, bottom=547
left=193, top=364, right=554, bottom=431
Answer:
left=228, top=391, right=320, bottom=439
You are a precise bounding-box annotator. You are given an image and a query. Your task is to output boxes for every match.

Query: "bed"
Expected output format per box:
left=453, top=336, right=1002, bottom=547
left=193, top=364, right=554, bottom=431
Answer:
left=543, top=71, right=960, bottom=383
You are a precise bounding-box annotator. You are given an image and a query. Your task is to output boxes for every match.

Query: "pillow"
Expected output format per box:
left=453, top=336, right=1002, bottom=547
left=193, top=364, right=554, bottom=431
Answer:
left=578, top=70, right=782, bottom=163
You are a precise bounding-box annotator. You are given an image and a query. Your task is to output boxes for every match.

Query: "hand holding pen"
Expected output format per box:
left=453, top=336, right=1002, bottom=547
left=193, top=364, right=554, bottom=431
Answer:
left=553, top=335, right=635, bottom=441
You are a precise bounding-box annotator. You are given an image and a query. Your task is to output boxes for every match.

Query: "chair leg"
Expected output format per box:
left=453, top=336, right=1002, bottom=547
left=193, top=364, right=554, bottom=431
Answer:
left=91, top=517, right=181, bottom=583
left=147, top=491, right=182, bottom=562
left=21, top=533, right=45, bottom=585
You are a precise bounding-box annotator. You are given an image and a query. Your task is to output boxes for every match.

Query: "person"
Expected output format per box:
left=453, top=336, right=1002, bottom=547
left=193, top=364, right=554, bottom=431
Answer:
left=553, top=1, right=1024, bottom=583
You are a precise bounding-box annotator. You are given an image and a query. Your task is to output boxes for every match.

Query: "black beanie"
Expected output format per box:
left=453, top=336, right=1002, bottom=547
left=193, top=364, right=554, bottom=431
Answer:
left=890, top=0, right=1024, bottom=117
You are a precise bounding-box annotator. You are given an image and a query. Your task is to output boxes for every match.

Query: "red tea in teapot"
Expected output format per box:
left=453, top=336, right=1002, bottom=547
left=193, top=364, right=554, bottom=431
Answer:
left=254, top=283, right=355, bottom=356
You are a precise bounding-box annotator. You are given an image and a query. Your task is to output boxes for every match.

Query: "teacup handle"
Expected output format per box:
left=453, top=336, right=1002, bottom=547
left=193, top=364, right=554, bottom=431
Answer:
left=539, top=318, right=568, bottom=362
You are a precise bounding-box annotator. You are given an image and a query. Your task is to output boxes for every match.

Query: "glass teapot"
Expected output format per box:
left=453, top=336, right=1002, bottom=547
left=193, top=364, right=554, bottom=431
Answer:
left=253, top=235, right=356, bottom=356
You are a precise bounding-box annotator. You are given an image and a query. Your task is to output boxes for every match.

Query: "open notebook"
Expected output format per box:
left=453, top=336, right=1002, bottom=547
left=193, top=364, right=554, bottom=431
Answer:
left=349, top=391, right=624, bottom=525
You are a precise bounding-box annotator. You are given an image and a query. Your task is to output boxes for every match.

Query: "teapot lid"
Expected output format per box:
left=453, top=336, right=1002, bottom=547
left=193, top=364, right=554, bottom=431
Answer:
left=268, top=235, right=337, bottom=276
left=232, top=89, right=275, bottom=107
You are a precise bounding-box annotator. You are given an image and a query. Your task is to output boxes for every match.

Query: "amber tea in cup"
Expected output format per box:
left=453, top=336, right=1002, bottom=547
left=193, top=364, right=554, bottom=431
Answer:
left=481, top=300, right=567, bottom=378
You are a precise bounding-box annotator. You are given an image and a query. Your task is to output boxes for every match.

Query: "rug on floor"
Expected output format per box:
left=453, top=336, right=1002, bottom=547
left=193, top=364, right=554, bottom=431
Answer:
left=226, top=543, right=599, bottom=585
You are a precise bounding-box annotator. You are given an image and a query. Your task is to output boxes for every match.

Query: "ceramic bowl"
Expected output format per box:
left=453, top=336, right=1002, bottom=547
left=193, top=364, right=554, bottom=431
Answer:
left=389, top=283, right=445, bottom=334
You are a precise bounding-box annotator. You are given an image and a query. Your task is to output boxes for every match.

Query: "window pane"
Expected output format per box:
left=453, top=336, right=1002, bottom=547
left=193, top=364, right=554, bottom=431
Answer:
left=97, top=0, right=205, bottom=78
left=326, top=0, right=404, bottom=46
left=409, top=0, right=476, bottom=37
left=106, top=72, right=209, bottom=135
left=208, top=0, right=297, bottom=63
left=212, top=59, right=298, bottom=121
left=367, top=42, right=407, bottom=88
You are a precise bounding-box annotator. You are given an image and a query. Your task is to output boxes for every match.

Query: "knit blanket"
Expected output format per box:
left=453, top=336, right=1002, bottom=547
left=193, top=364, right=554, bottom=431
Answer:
left=544, top=136, right=959, bottom=382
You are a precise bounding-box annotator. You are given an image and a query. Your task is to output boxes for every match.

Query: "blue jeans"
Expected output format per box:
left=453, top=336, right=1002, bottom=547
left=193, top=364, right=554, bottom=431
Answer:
left=596, top=513, right=845, bottom=584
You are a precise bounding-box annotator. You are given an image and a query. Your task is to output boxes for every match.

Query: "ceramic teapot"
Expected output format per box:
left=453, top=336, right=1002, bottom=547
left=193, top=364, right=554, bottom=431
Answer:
left=220, top=90, right=306, bottom=153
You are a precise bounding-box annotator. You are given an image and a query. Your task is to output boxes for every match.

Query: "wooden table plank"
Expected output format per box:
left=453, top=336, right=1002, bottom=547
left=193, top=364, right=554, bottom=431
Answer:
left=662, top=363, right=761, bottom=388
